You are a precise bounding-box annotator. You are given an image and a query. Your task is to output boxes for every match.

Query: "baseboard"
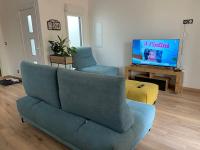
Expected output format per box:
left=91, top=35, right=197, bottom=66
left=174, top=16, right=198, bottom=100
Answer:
left=183, top=87, right=200, bottom=93
left=4, top=75, right=22, bottom=80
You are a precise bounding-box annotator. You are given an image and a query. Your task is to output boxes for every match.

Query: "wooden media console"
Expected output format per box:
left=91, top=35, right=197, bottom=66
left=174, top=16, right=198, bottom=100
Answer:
left=125, top=65, right=184, bottom=94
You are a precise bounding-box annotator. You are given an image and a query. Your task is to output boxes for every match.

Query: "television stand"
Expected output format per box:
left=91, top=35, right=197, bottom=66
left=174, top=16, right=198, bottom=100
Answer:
left=125, top=65, right=183, bottom=94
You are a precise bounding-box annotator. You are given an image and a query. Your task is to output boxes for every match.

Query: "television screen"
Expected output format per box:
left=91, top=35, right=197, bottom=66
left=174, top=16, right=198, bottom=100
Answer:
left=132, top=39, right=180, bottom=68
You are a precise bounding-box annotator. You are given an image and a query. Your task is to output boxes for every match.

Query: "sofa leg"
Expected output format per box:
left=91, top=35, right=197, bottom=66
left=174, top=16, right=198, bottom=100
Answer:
left=149, top=128, right=151, bottom=132
left=21, top=117, right=24, bottom=123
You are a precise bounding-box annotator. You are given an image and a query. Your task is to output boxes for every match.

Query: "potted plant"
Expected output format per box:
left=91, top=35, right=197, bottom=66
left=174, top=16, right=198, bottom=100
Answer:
left=49, top=35, right=77, bottom=65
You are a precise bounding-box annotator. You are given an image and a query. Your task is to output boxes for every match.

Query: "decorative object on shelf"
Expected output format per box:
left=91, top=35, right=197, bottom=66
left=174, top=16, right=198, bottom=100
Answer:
left=49, top=35, right=77, bottom=68
left=47, top=19, right=61, bottom=30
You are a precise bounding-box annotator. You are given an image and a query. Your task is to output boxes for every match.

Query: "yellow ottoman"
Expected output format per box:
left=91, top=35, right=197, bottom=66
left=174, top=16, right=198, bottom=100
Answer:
left=126, top=80, right=159, bottom=105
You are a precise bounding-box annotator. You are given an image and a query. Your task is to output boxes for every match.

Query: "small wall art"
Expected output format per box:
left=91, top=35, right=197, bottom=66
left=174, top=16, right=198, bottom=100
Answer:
left=47, top=19, right=61, bottom=31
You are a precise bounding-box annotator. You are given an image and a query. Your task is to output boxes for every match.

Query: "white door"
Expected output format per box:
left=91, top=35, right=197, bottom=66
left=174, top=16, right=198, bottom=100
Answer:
left=20, top=7, right=41, bottom=64
left=0, top=28, right=3, bottom=76
left=0, top=23, right=5, bottom=76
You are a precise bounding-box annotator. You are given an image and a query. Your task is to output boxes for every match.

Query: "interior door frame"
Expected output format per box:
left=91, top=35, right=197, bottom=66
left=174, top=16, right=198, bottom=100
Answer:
left=19, top=1, right=44, bottom=64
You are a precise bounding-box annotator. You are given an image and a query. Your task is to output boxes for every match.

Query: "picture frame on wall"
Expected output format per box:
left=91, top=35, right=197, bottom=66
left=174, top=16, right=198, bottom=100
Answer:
left=47, top=19, right=61, bottom=30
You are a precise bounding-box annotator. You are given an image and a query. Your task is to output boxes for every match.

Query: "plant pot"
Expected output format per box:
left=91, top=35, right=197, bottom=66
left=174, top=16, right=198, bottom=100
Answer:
left=49, top=55, right=73, bottom=65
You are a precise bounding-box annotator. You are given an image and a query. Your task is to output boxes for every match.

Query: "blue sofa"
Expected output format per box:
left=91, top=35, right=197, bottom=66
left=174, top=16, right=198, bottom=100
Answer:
left=73, top=47, right=119, bottom=76
left=17, top=62, right=156, bottom=150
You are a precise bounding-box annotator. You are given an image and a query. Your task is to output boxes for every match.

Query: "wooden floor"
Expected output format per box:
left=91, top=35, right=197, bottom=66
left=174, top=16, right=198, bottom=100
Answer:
left=0, top=84, right=200, bottom=150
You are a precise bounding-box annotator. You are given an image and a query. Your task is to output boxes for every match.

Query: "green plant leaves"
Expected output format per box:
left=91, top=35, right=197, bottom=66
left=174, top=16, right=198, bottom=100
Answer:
left=49, top=35, right=77, bottom=56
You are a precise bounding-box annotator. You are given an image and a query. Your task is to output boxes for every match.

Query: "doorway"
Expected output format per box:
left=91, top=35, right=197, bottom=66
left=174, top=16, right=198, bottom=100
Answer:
left=67, top=15, right=83, bottom=47
left=20, top=6, right=42, bottom=64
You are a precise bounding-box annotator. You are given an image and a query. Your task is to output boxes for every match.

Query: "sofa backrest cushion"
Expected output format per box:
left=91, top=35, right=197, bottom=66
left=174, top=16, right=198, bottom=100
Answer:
left=57, top=69, right=134, bottom=133
left=21, top=61, right=60, bottom=108
left=72, top=47, right=97, bottom=69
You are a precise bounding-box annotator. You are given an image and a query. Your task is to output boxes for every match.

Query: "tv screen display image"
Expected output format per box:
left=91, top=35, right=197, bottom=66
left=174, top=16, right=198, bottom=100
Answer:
left=132, top=39, right=180, bottom=68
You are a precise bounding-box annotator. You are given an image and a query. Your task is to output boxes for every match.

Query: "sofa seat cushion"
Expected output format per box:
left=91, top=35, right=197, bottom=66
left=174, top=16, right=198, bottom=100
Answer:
left=17, top=97, right=86, bottom=147
left=127, top=99, right=156, bottom=139
left=33, top=102, right=86, bottom=146
left=17, top=96, right=41, bottom=120
left=79, top=65, right=119, bottom=76
left=58, top=69, right=134, bottom=133
left=73, top=100, right=156, bottom=150
left=21, top=61, right=60, bottom=108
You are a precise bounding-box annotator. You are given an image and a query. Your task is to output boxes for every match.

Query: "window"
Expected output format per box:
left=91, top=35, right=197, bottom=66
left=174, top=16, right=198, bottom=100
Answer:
left=67, top=16, right=82, bottom=47
left=30, top=39, right=36, bottom=56
left=27, top=15, right=33, bottom=33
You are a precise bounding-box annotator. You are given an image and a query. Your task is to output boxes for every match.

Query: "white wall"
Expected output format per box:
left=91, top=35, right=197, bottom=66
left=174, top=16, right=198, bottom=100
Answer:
left=89, top=0, right=200, bottom=89
left=37, top=0, right=89, bottom=64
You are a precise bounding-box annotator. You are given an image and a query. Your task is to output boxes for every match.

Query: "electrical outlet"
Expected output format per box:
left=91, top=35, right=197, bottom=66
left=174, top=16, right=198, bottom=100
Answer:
left=183, top=19, right=193, bottom=24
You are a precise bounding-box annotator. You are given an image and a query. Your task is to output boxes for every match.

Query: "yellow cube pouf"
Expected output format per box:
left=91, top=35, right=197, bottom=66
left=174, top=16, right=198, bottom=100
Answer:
left=126, top=80, right=159, bottom=105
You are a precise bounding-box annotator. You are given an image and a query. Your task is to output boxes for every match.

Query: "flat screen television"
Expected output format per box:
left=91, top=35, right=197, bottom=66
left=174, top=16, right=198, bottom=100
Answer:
left=132, top=39, right=180, bottom=68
